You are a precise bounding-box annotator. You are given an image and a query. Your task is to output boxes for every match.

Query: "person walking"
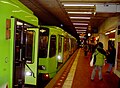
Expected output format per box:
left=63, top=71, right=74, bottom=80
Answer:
left=106, top=45, right=116, bottom=73
left=84, top=44, right=89, bottom=56
left=91, top=42, right=106, bottom=81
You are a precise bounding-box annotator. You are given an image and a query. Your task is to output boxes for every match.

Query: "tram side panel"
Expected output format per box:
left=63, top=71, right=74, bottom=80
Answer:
left=0, top=0, right=38, bottom=88
left=0, top=10, right=10, bottom=88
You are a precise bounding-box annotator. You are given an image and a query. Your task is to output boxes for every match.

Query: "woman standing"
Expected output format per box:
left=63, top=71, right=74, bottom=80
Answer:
left=91, top=42, right=106, bottom=81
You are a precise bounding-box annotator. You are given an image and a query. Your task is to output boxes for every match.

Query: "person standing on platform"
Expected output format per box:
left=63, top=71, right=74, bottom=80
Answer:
left=106, top=45, right=116, bottom=73
left=84, top=44, right=89, bottom=56
left=91, top=42, right=106, bottom=81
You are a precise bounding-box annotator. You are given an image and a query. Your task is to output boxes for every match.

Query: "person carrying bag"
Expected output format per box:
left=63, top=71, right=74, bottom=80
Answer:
left=90, top=42, right=106, bottom=81
left=90, top=52, right=97, bottom=67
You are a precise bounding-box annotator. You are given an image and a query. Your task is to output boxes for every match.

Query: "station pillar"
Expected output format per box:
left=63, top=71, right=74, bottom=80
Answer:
left=99, top=34, right=109, bottom=50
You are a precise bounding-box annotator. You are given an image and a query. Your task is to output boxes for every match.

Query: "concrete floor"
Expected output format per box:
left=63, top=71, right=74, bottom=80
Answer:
left=48, top=48, right=119, bottom=88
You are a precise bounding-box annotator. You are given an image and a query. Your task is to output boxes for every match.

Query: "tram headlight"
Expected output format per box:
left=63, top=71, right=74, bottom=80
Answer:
left=57, top=55, right=61, bottom=60
left=25, top=71, right=32, bottom=76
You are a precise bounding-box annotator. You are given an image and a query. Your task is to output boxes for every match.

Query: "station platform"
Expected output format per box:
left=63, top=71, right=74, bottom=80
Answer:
left=45, top=48, right=119, bottom=88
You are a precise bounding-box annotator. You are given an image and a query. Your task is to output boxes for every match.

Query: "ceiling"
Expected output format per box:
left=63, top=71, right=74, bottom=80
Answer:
left=19, top=0, right=120, bottom=41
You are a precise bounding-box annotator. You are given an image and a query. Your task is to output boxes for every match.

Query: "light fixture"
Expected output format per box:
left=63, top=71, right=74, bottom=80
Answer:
left=79, top=36, right=85, bottom=38
left=96, top=36, right=99, bottom=40
left=76, top=30, right=87, bottom=31
left=71, top=20, right=90, bottom=23
left=105, top=29, right=116, bottom=35
left=57, top=55, right=61, bottom=60
left=70, top=17, right=91, bottom=19
left=60, top=24, right=63, bottom=27
left=75, top=27, right=87, bottom=29
left=40, top=29, right=46, bottom=33
left=73, top=23, right=88, bottom=25
left=67, top=12, right=92, bottom=14
left=77, top=31, right=86, bottom=33
left=25, top=71, right=32, bottom=76
left=63, top=3, right=95, bottom=7
left=105, top=32, right=110, bottom=35
left=110, top=30, right=116, bottom=33
left=109, top=38, right=115, bottom=41
left=88, top=33, right=91, bottom=36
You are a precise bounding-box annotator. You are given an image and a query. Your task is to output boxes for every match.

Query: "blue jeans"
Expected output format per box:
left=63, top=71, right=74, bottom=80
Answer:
left=91, top=65, right=103, bottom=80
left=107, top=63, right=113, bottom=72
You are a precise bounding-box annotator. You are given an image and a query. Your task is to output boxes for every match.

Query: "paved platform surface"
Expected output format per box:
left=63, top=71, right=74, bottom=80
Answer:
left=46, top=48, right=119, bottom=88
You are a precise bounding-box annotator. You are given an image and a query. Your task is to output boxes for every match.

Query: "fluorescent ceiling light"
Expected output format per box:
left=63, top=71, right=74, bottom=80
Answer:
left=77, top=32, right=86, bottom=33
left=109, top=38, right=115, bottom=41
left=63, top=4, right=94, bottom=7
left=75, top=27, right=87, bottom=29
left=105, top=32, right=110, bottom=35
left=70, top=17, right=90, bottom=19
left=67, top=12, right=92, bottom=14
left=71, top=20, right=90, bottom=23
left=79, top=36, right=85, bottom=38
left=105, top=30, right=116, bottom=35
left=110, top=30, right=116, bottom=33
left=76, top=30, right=86, bottom=31
left=73, top=23, right=88, bottom=25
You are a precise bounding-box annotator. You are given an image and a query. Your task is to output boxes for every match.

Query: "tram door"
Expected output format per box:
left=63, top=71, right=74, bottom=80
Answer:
left=13, top=19, right=37, bottom=87
left=25, top=28, right=39, bottom=86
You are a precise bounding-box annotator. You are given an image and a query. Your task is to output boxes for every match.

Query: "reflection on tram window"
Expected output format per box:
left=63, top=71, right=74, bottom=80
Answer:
left=58, top=36, right=62, bottom=53
left=49, top=35, right=56, bottom=58
left=39, top=36, right=48, bottom=58
left=15, top=20, right=35, bottom=63
left=25, top=30, right=35, bottom=63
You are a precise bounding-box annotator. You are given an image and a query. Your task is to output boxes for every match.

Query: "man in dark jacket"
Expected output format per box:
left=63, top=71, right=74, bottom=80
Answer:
left=106, top=45, right=116, bottom=73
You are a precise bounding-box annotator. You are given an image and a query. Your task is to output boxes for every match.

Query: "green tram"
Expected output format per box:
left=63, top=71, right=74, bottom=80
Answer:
left=38, top=26, right=77, bottom=80
left=25, top=26, right=78, bottom=86
left=0, top=0, right=78, bottom=88
left=0, top=0, right=39, bottom=88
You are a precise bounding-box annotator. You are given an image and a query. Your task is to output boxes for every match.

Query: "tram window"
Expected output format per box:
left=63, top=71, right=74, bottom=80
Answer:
left=64, top=38, right=69, bottom=52
left=15, top=29, right=21, bottom=61
left=64, top=38, right=67, bottom=52
left=25, top=30, right=35, bottom=63
left=15, top=20, right=36, bottom=64
left=38, top=36, right=48, bottom=58
left=58, top=36, right=62, bottom=53
left=71, top=39, right=75, bottom=48
left=49, top=35, right=56, bottom=57
left=38, top=27, right=49, bottom=58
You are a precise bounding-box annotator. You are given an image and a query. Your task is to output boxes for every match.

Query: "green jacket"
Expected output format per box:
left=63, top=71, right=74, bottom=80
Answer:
left=93, top=49, right=106, bottom=66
